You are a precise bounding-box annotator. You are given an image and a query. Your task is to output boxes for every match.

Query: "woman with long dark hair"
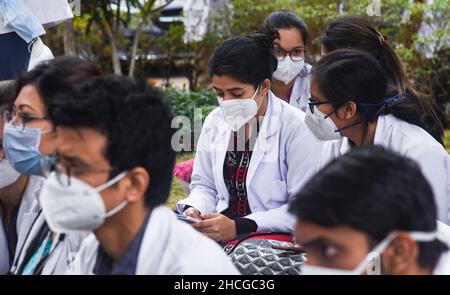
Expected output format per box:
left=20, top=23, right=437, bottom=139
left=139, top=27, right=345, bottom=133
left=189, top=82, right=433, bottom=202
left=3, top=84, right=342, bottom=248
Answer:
left=320, top=16, right=444, bottom=145
left=305, top=49, right=450, bottom=225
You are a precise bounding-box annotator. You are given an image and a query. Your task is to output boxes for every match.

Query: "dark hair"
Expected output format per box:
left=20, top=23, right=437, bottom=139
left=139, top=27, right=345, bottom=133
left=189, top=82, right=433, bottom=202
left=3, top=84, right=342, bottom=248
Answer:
left=261, top=9, right=309, bottom=46
left=48, top=75, right=176, bottom=207
left=14, top=56, right=101, bottom=114
left=289, top=145, right=448, bottom=271
left=321, top=16, right=444, bottom=144
left=0, top=81, right=15, bottom=108
left=312, top=49, right=388, bottom=141
left=312, top=49, right=443, bottom=144
left=208, top=32, right=278, bottom=88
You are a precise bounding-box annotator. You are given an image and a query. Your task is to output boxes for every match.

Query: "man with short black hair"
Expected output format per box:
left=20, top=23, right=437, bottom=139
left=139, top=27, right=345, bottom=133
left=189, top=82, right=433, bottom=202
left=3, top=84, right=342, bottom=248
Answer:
left=289, top=146, right=450, bottom=275
left=42, top=75, right=239, bottom=275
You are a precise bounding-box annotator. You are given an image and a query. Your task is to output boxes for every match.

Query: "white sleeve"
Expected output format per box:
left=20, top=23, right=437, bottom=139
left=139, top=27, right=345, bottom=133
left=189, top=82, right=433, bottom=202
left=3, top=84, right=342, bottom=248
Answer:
left=406, top=145, right=450, bottom=225
left=176, top=117, right=219, bottom=215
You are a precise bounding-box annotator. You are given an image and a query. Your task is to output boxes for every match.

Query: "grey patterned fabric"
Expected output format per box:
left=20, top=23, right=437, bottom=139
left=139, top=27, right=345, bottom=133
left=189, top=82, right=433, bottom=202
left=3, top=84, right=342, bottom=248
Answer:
left=228, top=239, right=306, bottom=275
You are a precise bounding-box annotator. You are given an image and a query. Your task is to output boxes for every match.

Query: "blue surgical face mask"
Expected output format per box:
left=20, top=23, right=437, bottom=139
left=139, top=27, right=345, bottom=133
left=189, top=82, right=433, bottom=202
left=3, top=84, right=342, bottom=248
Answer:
left=2, top=122, right=52, bottom=176
left=0, top=0, right=46, bottom=43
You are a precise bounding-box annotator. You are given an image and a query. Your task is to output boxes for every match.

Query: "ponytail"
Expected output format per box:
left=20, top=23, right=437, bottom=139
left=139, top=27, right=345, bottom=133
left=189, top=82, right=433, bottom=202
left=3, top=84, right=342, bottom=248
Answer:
left=321, top=16, right=444, bottom=144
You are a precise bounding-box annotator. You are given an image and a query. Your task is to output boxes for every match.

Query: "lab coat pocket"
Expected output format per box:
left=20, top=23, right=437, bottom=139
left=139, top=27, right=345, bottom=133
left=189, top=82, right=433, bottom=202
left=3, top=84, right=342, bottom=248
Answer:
left=270, top=180, right=288, bottom=203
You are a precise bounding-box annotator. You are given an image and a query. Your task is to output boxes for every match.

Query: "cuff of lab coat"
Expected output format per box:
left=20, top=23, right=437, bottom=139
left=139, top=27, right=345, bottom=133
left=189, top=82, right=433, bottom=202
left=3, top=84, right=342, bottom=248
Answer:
left=234, top=218, right=258, bottom=235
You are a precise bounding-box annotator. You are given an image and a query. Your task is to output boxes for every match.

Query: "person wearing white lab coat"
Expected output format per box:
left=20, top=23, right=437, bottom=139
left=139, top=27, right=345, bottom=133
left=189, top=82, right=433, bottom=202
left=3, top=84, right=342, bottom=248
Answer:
left=304, top=49, right=450, bottom=225
left=67, top=206, right=239, bottom=275
left=40, top=75, right=238, bottom=275
left=261, top=10, right=311, bottom=112
left=177, top=32, right=323, bottom=241
left=3, top=58, right=101, bottom=275
left=289, top=145, right=450, bottom=275
left=0, top=82, right=45, bottom=274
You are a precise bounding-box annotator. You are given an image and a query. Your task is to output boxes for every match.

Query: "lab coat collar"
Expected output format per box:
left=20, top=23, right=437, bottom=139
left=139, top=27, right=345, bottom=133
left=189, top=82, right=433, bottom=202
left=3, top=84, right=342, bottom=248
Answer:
left=15, top=175, right=44, bottom=262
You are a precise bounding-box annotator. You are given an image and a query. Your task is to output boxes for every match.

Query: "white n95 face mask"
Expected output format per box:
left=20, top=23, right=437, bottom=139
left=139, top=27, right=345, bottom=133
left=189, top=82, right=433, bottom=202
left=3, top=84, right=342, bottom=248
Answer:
left=301, top=230, right=445, bottom=275
left=273, top=58, right=304, bottom=85
left=39, top=171, right=128, bottom=233
left=0, top=159, right=21, bottom=188
left=304, top=105, right=342, bottom=141
left=218, top=86, right=263, bottom=132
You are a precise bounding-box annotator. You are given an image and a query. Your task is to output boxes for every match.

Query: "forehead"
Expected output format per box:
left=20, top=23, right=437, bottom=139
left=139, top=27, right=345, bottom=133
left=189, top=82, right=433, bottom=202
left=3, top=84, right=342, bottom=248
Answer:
left=295, top=219, right=369, bottom=246
left=15, top=84, right=45, bottom=111
left=56, top=126, right=108, bottom=165
left=212, top=75, right=253, bottom=90
left=309, top=77, right=326, bottom=98
left=274, top=28, right=304, bottom=48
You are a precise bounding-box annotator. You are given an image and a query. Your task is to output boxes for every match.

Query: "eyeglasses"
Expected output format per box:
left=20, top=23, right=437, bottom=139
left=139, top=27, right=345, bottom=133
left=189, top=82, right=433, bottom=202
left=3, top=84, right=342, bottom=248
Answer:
left=2, top=109, right=49, bottom=131
left=52, top=155, right=117, bottom=187
left=272, top=46, right=307, bottom=61
left=308, top=95, right=345, bottom=114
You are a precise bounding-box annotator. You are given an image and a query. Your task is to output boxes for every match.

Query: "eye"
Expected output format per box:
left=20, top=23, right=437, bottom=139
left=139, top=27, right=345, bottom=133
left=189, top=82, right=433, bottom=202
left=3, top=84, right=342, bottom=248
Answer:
left=292, top=49, right=303, bottom=57
left=230, top=92, right=244, bottom=98
left=321, top=244, right=339, bottom=259
left=20, top=112, right=33, bottom=123
left=273, top=47, right=284, bottom=56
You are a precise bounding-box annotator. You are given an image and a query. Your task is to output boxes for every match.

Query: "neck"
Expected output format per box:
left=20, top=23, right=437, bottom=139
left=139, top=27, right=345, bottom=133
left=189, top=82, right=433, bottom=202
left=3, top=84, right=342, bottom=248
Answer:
left=271, top=78, right=295, bottom=100
left=245, top=93, right=269, bottom=141
left=94, top=202, right=149, bottom=262
left=0, top=175, right=29, bottom=209
left=345, top=120, right=378, bottom=146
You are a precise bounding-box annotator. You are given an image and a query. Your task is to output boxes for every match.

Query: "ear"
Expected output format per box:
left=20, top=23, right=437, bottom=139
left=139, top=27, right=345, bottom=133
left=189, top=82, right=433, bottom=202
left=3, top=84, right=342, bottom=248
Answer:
left=381, top=232, right=419, bottom=275
left=260, top=79, right=271, bottom=97
left=337, top=101, right=358, bottom=120
left=122, top=167, right=149, bottom=205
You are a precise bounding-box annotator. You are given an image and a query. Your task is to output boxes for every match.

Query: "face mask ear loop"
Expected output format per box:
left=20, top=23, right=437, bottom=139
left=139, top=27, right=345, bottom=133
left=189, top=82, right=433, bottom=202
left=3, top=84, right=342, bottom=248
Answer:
left=95, top=171, right=127, bottom=192
left=105, top=200, right=128, bottom=218
left=353, top=232, right=397, bottom=275
left=28, top=37, right=38, bottom=53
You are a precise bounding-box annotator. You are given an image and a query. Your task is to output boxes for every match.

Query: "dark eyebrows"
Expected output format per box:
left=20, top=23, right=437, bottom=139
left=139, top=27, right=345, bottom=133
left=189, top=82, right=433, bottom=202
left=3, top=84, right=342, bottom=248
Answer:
left=300, top=237, right=335, bottom=249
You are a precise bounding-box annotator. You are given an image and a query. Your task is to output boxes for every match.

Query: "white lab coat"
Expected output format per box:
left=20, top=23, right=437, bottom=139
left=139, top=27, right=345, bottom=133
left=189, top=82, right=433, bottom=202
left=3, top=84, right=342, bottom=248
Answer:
left=0, top=175, right=44, bottom=274
left=287, top=64, right=311, bottom=112
left=319, top=114, right=450, bottom=225
left=0, top=0, right=73, bottom=35
left=10, top=207, right=89, bottom=275
left=177, top=92, right=323, bottom=232
left=67, top=206, right=240, bottom=275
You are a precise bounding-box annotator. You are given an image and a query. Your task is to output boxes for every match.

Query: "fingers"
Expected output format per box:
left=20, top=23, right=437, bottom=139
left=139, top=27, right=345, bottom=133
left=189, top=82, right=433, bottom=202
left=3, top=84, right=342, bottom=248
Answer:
left=200, top=213, right=221, bottom=220
left=192, top=218, right=215, bottom=230
left=183, top=208, right=201, bottom=220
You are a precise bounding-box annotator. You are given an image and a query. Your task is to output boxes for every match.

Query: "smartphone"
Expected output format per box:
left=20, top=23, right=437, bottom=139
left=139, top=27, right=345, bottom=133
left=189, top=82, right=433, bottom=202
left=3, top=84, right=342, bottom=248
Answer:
left=175, top=213, right=200, bottom=224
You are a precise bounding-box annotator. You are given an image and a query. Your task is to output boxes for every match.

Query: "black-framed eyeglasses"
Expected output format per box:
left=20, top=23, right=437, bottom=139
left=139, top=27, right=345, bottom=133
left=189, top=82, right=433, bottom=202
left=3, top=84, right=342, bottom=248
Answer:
left=2, top=109, right=49, bottom=131
left=308, top=95, right=345, bottom=114
left=272, top=46, right=307, bottom=62
left=52, top=155, right=117, bottom=187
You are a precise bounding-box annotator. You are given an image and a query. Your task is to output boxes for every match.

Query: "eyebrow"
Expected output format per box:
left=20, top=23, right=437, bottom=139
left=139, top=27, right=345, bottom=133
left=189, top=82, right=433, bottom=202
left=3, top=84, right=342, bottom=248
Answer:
left=60, top=154, right=89, bottom=168
left=273, top=43, right=305, bottom=50
left=17, top=104, right=38, bottom=113
left=300, top=237, right=336, bottom=248
left=213, top=87, right=244, bottom=92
